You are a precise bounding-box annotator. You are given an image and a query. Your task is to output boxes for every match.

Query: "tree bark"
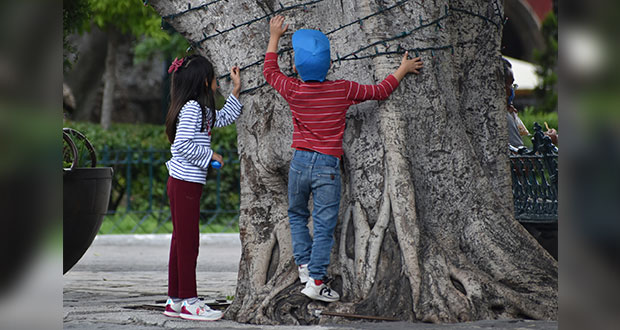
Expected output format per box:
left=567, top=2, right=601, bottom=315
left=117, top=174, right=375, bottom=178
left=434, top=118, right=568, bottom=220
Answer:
left=100, top=28, right=118, bottom=130
left=149, top=0, right=557, bottom=324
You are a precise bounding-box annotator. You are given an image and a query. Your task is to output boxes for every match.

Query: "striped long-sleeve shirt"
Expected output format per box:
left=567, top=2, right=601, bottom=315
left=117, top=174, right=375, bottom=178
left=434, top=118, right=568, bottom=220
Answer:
left=263, top=51, right=399, bottom=158
left=166, top=95, right=242, bottom=184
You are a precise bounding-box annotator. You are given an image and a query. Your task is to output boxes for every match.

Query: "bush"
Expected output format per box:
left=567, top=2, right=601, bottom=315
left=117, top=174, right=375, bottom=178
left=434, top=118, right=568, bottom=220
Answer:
left=518, top=107, right=558, bottom=148
left=64, top=121, right=170, bottom=150
left=519, top=107, right=558, bottom=132
left=63, top=120, right=241, bottom=232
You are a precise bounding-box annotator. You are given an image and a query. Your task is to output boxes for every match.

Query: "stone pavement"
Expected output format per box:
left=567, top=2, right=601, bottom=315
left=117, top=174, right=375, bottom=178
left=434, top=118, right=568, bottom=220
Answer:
left=63, top=234, right=557, bottom=330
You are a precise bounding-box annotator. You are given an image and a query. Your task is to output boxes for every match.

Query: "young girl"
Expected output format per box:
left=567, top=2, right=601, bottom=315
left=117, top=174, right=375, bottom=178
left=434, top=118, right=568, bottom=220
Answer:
left=163, top=55, right=242, bottom=321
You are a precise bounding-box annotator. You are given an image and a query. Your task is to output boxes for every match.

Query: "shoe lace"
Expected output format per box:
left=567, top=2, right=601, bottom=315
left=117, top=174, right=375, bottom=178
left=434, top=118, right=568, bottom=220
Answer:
left=319, top=286, right=332, bottom=296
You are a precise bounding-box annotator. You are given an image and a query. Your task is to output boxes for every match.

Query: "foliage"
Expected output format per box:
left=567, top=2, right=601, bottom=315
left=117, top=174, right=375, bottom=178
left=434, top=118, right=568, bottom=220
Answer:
left=89, top=0, right=189, bottom=64
left=89, top=0, right=164, bottom=38
left=99, top=208, right=239, bottom=234
left=63, top=0, right=91, bottom=33
left=63, top=0, right=91, bottom=71
left=133, top=32, right=190, bottom=65
left=532, top=12, right=558, bottom=113
left=520, top=106, right=558, bottom=131
left=518, top=107, right=558, bottom=148
left=65, top=121, right=170, bottom=150
left=64, top=121, right=241, bottom=231
left=63, top=0, right=189, bottom=73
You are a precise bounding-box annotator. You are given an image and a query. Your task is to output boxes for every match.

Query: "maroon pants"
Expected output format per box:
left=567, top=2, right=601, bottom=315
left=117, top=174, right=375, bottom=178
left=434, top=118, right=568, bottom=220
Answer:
left=167, top=176, right=203, bottom=298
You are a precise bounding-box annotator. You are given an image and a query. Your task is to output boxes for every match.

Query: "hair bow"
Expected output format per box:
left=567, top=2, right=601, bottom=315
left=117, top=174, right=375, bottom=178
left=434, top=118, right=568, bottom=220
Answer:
left=168, top=57, right=184, bottom=74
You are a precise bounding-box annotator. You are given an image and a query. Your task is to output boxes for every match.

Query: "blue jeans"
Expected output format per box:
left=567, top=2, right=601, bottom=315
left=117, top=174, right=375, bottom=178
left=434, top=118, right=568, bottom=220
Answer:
left=288, top=149, right=341, bottom=280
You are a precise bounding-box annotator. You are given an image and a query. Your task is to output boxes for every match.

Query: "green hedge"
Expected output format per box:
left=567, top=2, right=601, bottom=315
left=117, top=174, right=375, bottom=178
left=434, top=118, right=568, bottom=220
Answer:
left=64, top=120, right=241, bottom=229
left=65, top=121, right=170, bottom=150
left=64, top=120, right=238, bottom=156
left=517, top=108, right=558, bottom=148
left=64, top=93, right=233, bottom=151
left=519, top=107, right=558, bottom=132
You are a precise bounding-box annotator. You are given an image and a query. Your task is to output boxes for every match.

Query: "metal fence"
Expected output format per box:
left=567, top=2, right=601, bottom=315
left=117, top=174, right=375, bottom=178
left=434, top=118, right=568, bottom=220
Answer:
left=509, top=153, right=558, bottom=223
left=508, top=122, right=559, bottom=223
left=97, top=135, right=558, bottom=234
left=98, top=147, right=240, bottom=234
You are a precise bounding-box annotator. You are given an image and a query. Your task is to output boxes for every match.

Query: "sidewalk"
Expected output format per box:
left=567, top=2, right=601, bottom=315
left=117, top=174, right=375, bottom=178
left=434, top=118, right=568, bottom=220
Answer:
left=63, top=234, right=557, bottom=329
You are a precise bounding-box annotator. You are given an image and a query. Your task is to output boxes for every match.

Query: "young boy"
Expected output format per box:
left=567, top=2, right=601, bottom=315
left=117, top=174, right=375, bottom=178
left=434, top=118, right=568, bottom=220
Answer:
left=263, top=15, right=423, bottom=302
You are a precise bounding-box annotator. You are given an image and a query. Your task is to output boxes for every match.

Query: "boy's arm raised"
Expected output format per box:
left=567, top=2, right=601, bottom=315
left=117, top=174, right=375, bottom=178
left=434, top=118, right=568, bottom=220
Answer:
left=264, top=15, right=298, bottom=99
left=347, top=51, right=423, bottom=102
left=267, top=15, right=288, bottom=53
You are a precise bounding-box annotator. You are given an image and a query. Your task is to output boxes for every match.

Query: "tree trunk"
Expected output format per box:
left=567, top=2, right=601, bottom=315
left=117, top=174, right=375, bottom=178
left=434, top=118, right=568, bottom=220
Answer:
left=149, top=0, right=557, bottom=324
left=100, top=28, right=118, bottom=130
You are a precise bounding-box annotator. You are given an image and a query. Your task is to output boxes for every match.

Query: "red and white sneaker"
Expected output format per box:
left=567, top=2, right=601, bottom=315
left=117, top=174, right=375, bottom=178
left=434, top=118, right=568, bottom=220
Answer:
left=301, top=278, right=340, bottom=302
left=162, top=298, right=182, bottom=318
left=179, top=299, right=222, bottom=321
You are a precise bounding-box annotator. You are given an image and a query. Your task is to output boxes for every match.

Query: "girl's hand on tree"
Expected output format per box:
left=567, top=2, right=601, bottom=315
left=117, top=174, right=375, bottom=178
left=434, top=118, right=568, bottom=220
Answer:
left=230, top=66, right=241, bottom=98
left=269, top=15, right=288, bottom=38
left=212, top=152, right=224, bottom=167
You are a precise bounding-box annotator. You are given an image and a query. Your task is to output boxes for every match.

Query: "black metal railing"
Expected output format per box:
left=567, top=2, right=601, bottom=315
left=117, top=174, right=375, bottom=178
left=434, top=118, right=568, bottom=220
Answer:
left=509, top=122, right=558, bottom=223
left=97, top=147, right=240, bottom=234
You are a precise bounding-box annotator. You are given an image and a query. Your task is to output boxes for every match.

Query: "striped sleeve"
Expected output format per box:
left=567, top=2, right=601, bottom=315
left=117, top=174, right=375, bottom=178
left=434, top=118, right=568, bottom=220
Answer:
left=263, top=52, right=299, bottom=100
left=213, top=94, right=243, bottom=128
left=346, top=74, right=399, bottom=103
left=172, top=102, right=213, bottom=169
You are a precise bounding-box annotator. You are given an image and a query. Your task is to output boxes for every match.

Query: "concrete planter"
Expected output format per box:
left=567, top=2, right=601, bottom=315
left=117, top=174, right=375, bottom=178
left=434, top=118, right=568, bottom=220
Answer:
left=63, top=128, right=114, bottom=274
left=63, top=167, right=113, bottom=273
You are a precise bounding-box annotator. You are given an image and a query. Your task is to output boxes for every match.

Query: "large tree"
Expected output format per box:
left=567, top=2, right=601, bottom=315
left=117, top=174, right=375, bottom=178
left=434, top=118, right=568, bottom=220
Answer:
left=149, top=0, right=557, bottom=324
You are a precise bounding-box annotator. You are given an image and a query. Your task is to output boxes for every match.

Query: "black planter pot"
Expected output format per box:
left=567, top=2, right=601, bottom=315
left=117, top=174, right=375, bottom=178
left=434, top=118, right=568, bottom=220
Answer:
left=63, top=167, right=113, bottom=274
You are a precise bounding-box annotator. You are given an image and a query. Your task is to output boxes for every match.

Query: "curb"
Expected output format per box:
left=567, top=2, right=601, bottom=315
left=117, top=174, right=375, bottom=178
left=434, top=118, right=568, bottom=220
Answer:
left=92, top=233, right=241, bottom=246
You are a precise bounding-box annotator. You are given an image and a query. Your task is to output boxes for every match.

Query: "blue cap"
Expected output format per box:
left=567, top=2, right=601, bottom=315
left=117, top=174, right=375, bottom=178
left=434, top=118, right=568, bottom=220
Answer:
left=292, top=29, right=331, bottom=82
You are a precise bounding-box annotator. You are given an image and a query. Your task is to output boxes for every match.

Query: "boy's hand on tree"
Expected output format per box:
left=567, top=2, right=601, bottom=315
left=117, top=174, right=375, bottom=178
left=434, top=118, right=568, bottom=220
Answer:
left=393, top=51, right=424, bottom=82
left=400, top=51, right=423, bottom=74
left=269, top=15, right=288, bottom=38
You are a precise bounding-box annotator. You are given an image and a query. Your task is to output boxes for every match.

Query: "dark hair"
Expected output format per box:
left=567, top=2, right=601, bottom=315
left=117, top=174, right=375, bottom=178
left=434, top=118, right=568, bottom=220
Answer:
left=165, top=55, right=216, bottom=144
left=502, top=57, right=514, bottom=85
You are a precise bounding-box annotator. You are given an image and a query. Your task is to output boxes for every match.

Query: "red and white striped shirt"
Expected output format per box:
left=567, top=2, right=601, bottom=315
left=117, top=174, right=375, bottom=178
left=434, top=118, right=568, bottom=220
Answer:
left=263, top=52, right=399, bottom=158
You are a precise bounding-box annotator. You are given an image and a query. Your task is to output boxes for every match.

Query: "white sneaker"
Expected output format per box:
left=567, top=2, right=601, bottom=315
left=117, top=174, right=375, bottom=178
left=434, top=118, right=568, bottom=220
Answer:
left=179, top=299, right=223, bottom=321
left=298, top=264, right=309, bottom=283
left=162, top=298, right=182, bottom=318
left=301, top=278, right=340, bottom=302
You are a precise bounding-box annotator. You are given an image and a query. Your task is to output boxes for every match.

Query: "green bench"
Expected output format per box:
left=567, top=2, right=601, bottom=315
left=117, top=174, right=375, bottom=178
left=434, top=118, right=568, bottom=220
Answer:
left=509, top=122, right=558, bottom=223
left=509, top=122, right=558, bottom=258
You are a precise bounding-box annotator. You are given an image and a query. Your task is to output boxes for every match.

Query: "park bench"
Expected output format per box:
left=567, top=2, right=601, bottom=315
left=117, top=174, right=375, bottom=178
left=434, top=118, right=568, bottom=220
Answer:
left=509, top=122, right=558, bottom=223
left=509, top=122, right=558, bottom=258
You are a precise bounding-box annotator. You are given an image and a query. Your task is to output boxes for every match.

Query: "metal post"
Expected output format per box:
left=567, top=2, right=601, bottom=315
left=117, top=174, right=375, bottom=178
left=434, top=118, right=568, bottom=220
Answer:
left=126, top=147, right=133, bottom=211
left=148, top=148, right=154, bottom=211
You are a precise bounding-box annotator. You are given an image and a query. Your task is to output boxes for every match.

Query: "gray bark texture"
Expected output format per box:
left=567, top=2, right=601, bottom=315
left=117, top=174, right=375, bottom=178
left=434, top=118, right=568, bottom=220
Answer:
left=149, top=0, right=557, bottom=324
